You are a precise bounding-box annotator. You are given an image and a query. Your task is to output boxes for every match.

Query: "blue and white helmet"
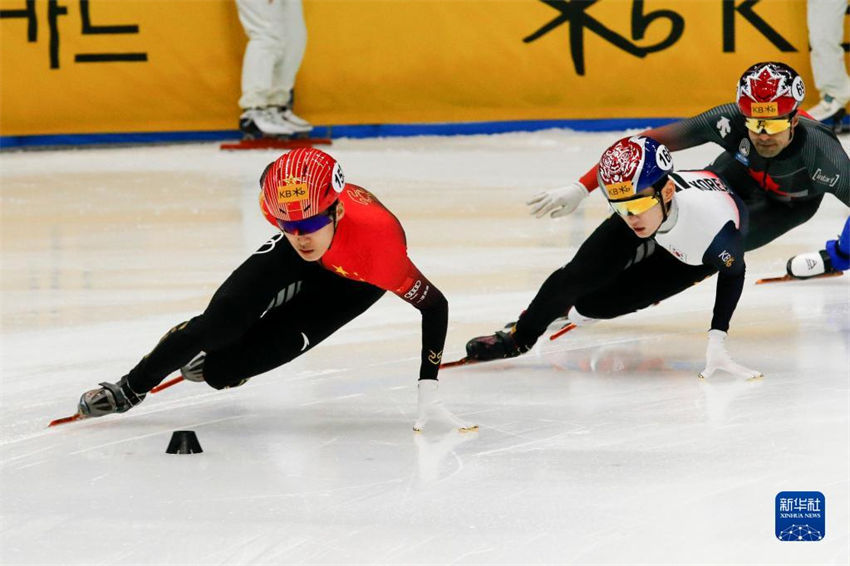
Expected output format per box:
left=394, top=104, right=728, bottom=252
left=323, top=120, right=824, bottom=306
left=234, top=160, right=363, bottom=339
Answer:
left=597, top=136, right=673, bottom=201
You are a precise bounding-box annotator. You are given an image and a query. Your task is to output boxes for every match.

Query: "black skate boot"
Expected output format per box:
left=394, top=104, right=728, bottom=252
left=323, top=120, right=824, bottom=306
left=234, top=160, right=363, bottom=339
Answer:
left=465, top=328, right=534, bottom=361
left=78, top=376, right=146, bottom=417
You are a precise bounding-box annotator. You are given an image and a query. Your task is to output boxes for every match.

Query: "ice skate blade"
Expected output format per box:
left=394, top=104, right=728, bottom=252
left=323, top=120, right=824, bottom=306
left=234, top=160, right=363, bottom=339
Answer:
left=48, top=413, right=88, bottom=427
left=549, top=322, right=577, bottom=341
left=220, top=137, right=331, bottom=151
left=150, top=375, right=184, bottom=393
left=698, top=373, right=764, bottom=382
left=440, top=356, right=479, bottom=369
left=413, top=424, right=479, bottom=433
left=755, top=271, right=843, bottom=284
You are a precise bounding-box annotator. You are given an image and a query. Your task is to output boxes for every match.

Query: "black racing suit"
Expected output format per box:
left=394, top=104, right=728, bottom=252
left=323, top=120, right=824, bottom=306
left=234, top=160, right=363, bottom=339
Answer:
left=641, top=103, right=849, bottom=250
left=126, top=239, right=386, bottom=392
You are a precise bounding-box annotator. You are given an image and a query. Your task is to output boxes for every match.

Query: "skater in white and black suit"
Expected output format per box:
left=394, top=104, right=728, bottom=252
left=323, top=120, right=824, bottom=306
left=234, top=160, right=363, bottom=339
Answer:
left=466, top=136, right=762, bottom=380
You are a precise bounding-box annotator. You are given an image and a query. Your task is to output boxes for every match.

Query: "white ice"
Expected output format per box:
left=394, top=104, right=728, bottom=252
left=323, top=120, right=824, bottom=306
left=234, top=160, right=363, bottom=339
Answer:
left=1, top=131, right=848, bottom=565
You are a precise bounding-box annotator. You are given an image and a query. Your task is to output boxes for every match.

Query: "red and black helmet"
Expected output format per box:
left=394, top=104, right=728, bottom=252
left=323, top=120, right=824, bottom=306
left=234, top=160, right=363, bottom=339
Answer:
left=736, top=62, right=805, bottom=118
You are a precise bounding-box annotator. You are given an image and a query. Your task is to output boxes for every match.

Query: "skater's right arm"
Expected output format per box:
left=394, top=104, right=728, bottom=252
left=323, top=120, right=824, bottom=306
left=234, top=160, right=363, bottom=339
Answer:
left=698, top=220, right=761, bottom=380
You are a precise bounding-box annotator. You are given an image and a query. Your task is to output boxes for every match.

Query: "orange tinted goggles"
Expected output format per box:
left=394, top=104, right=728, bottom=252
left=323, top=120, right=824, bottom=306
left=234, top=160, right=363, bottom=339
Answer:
left=608, top=194, right=661, bottom=216
left=744, top=117, right=792, bottom=135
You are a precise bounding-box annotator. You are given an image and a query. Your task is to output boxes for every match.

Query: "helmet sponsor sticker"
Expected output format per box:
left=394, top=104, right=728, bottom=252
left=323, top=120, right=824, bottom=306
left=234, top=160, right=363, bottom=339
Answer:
left=605, top=181, right=635, bottom=199
left=749, top=102, right=779, bottom=117
left=277, top=179, right=308, bottom=204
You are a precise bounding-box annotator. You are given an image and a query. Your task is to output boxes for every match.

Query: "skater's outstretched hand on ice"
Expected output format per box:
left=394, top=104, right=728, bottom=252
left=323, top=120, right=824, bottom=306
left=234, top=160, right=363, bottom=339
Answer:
left=413, top=380, right=478, bottom=433
left=699, top=330, right=763, bottom=380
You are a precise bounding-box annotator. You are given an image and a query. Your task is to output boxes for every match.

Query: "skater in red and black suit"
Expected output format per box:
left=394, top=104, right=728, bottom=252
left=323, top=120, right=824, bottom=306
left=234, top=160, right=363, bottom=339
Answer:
left=76, top=148, right=475, bottom=432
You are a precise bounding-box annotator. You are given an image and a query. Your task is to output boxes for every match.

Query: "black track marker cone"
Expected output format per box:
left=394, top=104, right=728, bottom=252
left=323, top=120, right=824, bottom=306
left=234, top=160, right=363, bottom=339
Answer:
left=166, top=430, right=203, bottom=454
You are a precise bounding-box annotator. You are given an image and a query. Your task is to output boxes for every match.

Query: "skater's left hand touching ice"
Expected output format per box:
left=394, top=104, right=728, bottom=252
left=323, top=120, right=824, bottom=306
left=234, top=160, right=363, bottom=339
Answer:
left=413, top=380, right=478, bottom=433
left=699, top=330, right=763, bottom=380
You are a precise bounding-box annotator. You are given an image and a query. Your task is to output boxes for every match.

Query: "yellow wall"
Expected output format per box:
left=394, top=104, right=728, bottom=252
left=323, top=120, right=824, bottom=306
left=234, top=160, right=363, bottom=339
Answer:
left=0, top=0, right=846, bottom=136
left=1, top=0, right=245, bottom=135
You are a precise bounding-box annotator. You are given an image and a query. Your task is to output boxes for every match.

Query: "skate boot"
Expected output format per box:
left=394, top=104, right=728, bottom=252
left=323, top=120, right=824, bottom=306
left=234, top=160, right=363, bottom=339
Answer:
left=786, top=250, right=835, bottom=279
left=807, top=95, right=849, bottom=134
left=274, top=106, right=312, bottom=134
left=830, top=108, right=847, bottom=135
left=238, top=107, right=297, bottom=139
left=78, top=376, right=146, bottom=417
left=807, top=94, right=848, bottom=121
left=465, top=327, right=534, bottom=361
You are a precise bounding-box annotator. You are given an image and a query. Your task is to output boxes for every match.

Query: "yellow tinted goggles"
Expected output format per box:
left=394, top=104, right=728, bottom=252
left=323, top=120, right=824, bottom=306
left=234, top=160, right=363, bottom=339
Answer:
left=744, top=117, right=792, bottom=135
left=608, top=194, right=661, bottom=216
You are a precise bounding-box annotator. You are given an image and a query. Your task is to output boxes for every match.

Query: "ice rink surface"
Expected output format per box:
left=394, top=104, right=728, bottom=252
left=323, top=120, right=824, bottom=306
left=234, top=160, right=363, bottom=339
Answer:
left=1, top=130, right=848, bottom=565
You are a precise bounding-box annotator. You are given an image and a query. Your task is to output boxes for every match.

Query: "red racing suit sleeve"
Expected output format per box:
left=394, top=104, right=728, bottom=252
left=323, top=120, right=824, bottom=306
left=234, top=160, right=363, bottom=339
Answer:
left=358, top=208, right=448, bottom=380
